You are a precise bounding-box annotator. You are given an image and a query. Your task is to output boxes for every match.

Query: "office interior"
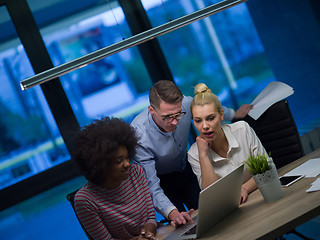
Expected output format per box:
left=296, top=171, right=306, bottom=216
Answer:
left=0, top=0, right=319, bottom=239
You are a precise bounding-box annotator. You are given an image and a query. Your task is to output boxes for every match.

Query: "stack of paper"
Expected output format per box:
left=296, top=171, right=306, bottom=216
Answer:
left=248, top=81, right=294, bottom=120
left=283, top=158, right=320, bottom=178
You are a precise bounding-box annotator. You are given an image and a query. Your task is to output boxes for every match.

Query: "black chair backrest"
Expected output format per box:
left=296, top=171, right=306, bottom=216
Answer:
left=235, top=99, right=304, bottom=169
left=67, top=190, right=93, bottom=240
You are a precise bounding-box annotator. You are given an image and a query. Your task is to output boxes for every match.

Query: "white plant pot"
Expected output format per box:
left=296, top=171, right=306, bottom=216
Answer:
left=253, top=164, right=283, bottom=203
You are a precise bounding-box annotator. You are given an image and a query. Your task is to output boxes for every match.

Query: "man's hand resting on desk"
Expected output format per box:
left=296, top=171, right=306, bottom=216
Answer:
left=168, top=209, right=194, bottom=227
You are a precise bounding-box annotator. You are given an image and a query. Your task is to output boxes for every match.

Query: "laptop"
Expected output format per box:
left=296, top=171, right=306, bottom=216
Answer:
left=163, top=164, right=244, bottom=240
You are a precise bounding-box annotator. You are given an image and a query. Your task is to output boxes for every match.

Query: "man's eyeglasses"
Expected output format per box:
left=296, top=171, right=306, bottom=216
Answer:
left=151, top=105, right=186, bottom=123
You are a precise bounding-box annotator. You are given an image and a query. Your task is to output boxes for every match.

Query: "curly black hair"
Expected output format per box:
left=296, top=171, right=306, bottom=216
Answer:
left=72, top=117, right=138, bottom=186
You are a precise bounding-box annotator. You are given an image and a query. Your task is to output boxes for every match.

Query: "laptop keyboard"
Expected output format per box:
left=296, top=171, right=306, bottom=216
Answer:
left=181, top=224, right=197, bottom=236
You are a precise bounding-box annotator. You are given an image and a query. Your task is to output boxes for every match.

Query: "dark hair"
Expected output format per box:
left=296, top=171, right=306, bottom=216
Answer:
left=149, top=80, right=183, bottom=109
left=72, top=117, right=138, bottom=185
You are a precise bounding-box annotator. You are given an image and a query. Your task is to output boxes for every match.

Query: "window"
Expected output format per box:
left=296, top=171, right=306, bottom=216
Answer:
left=0, top=6, right=68, bottom=190
left=41, top=1, right=153, bottom=126
left=1, top=0, right=320, bottom=204
left=143, top=0, right=274, bottom=111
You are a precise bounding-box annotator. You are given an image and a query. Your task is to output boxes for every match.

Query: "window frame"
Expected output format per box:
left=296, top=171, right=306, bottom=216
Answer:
left=0, top=0, right=80, bottom=211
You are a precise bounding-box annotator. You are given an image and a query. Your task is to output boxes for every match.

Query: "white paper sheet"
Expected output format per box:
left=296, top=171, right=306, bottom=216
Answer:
left=248, top=82, right=294, bottom=120
left=306, top=178, right=320, bottom=192
left=284, top=158, right=320, bottom=178
left=311, top=178, right=320, bottom=186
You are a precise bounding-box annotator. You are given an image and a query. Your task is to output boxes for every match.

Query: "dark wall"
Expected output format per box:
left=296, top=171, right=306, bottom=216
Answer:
left=246, top=0, right=320, bottom=127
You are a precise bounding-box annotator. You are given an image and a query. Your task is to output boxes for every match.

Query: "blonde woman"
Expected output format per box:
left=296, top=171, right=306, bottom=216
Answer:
left=188, top=83, right=267, bottom=203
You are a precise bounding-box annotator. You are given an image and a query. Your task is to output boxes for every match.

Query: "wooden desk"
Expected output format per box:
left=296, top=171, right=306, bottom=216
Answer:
left=156, top=149, right=320, bottom=240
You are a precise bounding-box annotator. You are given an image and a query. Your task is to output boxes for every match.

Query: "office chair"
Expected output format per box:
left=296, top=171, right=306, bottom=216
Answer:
left=66, top=189, right=93, bottom=240
left=235, top=99, right=314, bottom=240
left=235, top=99, right=304, bottom=169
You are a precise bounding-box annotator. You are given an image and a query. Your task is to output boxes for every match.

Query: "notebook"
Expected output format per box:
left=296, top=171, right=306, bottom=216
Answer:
left=163, top=164, right=244, bottom=240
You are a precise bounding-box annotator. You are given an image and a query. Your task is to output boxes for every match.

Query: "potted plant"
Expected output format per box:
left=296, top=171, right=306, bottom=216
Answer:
left=244, top=154, right=283, bottom=203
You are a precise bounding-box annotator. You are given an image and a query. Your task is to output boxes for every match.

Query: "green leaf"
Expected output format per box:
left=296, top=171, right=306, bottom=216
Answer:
left=244, top=153, right=271, bottom=175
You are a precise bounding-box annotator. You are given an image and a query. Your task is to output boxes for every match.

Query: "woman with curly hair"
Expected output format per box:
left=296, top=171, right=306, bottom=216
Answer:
left=73, top=117, right=157, bottom=240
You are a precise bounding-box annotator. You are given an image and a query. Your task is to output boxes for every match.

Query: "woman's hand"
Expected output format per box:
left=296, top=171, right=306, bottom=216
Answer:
left=240, top=186, right=249, bottom=204
left=139, top=223, right=157, bottom=240
left=127, top=223, right=157, bottom=240
left=196, top=136, right=211, bottom=159
left=240, top=179, right=257, bottom=204
left=130, top=236, right=154, bottom=240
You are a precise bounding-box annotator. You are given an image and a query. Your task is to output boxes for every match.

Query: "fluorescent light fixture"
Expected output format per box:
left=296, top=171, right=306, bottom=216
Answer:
left=20, top=0, right=247, bottom=90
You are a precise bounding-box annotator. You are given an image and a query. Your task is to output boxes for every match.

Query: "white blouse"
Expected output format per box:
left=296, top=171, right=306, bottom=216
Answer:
left=188, top=121, right=268, bottom=187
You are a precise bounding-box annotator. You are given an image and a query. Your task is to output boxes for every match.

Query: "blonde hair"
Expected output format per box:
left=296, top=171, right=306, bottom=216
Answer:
left=191, top=83, right=222, bottom=114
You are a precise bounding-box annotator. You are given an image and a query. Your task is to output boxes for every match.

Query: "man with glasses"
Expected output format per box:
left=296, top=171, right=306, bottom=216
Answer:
left=131, top=80, right=252, bottom=227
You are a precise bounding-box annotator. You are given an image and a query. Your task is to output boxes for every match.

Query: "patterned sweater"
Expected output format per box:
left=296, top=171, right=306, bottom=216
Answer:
left=75, top=164, right=157, bottom=239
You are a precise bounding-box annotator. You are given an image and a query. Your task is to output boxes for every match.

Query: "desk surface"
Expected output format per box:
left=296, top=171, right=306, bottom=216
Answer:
left=156, top=149, right=320, bottom=240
